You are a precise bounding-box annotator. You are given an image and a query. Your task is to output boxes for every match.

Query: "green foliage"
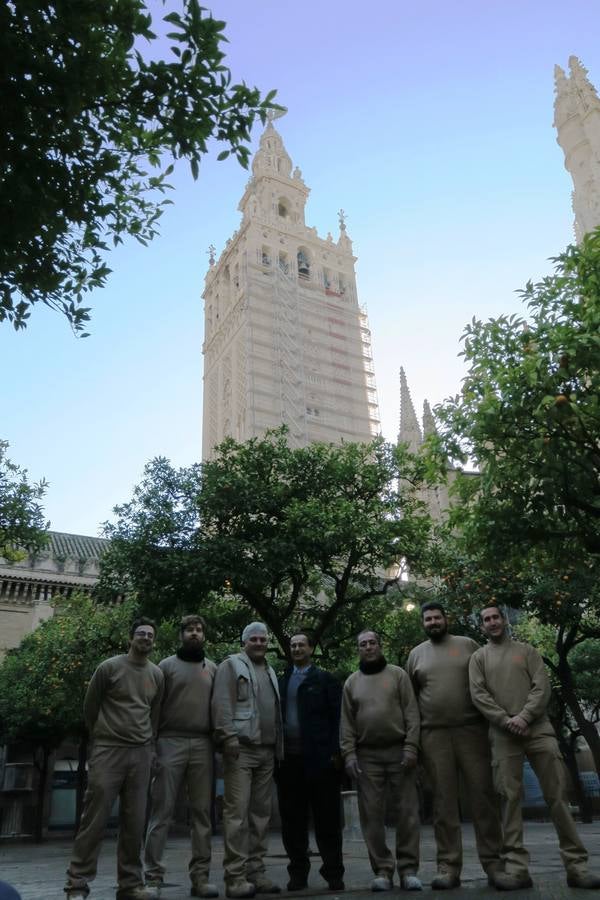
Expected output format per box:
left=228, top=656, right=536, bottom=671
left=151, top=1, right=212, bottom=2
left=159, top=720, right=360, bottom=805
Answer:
left=1, top=0, right=279, bottom=333
left=0, top=440, right=48, bottom=561
left=429, top=230, right=600, bottom=772
left=100, top=429, right=435, bottom=659
left=436, top=229, right=600, bottom=563
left=0, top=595, right=139, bottom=747
left=99, top=456, right=206, bottom=615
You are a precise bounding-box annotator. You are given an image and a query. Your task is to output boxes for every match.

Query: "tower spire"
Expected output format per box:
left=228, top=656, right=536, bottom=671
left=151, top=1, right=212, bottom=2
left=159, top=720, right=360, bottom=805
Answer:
left=554, top=57, right=600, bottom=241
left=398, top=368, right=422, bottom=453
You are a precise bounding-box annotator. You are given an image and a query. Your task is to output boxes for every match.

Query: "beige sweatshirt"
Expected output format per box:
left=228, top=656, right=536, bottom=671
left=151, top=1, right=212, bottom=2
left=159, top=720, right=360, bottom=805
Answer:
left=469, top=635, right=553, bottom=736
left=157, top=654, right=217, bottom=738
left=340, top=664, right=420, bottom=761
left=84, top=654, right=164, bottom=746
left=407, top=635, right=482, bottom=728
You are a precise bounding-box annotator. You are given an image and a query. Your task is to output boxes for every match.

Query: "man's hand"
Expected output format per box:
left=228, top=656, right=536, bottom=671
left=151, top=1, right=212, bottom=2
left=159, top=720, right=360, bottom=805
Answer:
left=505, top=715, right=529, bottom=736
left=401, top=749, right=418, bottom=769
left=345, top=757, right=362, bottom=780
left=222, top=741, right=240, bottom=761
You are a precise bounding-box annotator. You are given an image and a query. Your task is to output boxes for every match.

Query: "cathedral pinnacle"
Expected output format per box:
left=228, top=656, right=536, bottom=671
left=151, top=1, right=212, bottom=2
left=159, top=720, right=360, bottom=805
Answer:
left=398, top=367, right=422, bottom=453
left=422, top=400, right=436, bottom=437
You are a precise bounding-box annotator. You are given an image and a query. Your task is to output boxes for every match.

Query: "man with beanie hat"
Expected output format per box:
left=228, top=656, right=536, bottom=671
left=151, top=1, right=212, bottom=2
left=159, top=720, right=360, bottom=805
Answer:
left=212, top=623, right=283, bottom=899
left=144, top=614, right=218, bottom=897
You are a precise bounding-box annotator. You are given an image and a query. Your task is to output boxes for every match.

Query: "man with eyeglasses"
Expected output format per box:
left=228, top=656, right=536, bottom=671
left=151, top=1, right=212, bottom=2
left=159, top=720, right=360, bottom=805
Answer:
left=64, top=618, right=164, bottom=900
left=340, top=630, right=422, bottom=893
left=144, top=614, right=218, bottom=897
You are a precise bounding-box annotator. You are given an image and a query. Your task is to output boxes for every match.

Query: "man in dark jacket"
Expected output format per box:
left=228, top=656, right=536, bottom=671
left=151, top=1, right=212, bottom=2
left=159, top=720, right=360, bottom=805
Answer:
left=276, top=632, right=344, bottom=892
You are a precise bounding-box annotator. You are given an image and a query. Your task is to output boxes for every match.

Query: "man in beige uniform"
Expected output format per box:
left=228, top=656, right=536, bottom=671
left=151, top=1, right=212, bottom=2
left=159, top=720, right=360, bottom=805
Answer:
left=64, top=618, right=164, bottom=900
left=212, top=622, right=283, bottom=899
left=144, top=614, right=218, bottom=896
left=469, top=604, right=600, bottom=892
left=340, top=630, right=422, bottom=892
left=407, top=601, right=502, bottom=890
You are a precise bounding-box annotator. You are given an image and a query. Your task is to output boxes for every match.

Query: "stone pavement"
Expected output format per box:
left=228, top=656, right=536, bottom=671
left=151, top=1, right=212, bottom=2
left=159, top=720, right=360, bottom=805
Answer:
left=1, top=822, right=600, bottom=900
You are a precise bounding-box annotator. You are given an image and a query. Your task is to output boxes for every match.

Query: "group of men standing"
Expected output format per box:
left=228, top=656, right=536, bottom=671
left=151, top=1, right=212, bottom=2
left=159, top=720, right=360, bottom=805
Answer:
left=64, top=604, right=600, bottom=899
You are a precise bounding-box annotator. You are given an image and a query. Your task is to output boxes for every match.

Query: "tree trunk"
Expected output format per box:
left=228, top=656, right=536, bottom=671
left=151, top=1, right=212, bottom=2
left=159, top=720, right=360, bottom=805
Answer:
left=556, top=729, right=594, bottom=824
left=75, top=736, right=88, bottom=834
left=33, top=745, right=50, bottom=843
left=558, top=659, right=600, bottom=776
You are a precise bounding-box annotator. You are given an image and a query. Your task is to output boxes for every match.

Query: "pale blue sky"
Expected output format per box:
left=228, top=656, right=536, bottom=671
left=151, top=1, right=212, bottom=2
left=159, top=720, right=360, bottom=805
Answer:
left=2, top=0, right=599, bottom=535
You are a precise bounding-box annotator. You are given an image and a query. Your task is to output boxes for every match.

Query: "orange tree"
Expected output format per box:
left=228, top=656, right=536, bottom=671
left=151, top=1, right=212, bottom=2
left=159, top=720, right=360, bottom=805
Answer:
left=428, top=232, right=600, bottom=774
left=100, top=429, right=436, bottom=664
left=0, top=595, right=141, bottom=839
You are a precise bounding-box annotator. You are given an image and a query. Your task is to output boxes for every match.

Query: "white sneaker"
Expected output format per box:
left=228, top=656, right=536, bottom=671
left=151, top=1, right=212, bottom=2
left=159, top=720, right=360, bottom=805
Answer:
left=371, top=876, right=393, bottom=891
left=400, top=875, right=422, bottom=891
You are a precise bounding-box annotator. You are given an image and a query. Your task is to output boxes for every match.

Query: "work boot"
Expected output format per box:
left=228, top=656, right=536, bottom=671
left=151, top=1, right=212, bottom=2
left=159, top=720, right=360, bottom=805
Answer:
left=326, top=880, right=345, bottom=891
left=431, top=866, right=460, bottom=890
left=248, top=877, right=281, bottom=894
left=225, top=882, right=256, bottom=899
left=145, top=875, right=164, bottom=889
left=371, top=875, right=393, bottom=891
left=566, top=871, right=600, bottom=889
left=485, top=863, right=503, bottom=888
left=191, top=880, right=220, bottom=897
left=492, top=872, right=533, bottom=891
left=116, top=887, right=154, bottom=900
left=286, top=880, right=308, bottom=892
left=400, top=874, right=423, bottom=891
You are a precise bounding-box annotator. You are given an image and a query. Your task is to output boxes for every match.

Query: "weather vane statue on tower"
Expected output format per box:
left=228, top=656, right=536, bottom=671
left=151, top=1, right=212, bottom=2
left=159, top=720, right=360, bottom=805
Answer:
left=266, top=106, right=288, bottom=124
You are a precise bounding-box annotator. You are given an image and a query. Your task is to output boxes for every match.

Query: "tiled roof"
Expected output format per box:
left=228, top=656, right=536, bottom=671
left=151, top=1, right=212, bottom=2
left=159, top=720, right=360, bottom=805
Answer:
left=49, top=531, right=108, bottom=561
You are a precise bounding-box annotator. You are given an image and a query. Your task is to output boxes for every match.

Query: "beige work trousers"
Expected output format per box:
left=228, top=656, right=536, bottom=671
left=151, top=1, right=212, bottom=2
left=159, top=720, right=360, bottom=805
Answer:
left=421, top=723, right=502, bottom=877
left=491, top=730, right=588, bottom=878
left=222, top=745, right=275, bottom=885
left=356, top=745, right=420, bottom=878
left=66, top=743, right=152, bottom=893
left=144, top=735, right=214, bottom=883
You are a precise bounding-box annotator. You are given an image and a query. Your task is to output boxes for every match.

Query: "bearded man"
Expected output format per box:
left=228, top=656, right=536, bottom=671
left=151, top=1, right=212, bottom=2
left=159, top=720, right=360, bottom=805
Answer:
left=407, top=602, right=502, bottom=891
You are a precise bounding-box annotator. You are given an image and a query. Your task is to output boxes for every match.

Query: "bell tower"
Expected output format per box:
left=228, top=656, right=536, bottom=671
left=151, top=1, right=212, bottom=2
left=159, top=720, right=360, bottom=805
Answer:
left=201, top=117, right=380, bottom=459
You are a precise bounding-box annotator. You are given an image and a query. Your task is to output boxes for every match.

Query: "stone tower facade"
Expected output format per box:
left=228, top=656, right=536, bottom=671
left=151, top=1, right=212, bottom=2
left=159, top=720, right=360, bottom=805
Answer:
left=201, top=119, right=380, bottom=459
left=554, top=56, right=600, bottom=241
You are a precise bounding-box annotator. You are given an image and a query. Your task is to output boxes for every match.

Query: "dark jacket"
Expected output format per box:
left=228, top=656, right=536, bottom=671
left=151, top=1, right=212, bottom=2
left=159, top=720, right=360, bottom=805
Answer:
left=279, top=665, right=342, bottom=778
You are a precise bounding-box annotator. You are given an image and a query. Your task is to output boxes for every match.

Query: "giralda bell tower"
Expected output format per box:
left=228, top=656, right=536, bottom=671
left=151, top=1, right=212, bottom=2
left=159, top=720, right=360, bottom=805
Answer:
left=201, top=116, right=380, bottom=459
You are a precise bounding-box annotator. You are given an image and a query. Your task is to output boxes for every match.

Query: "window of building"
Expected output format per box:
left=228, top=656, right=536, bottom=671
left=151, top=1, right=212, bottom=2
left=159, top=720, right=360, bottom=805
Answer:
left=297, top=247, right=310, bottom=279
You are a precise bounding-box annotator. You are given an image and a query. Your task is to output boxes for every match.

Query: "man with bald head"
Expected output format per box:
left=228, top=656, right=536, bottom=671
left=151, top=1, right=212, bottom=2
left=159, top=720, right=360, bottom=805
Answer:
left=212, top=623, right=283, bottom=899
left=340, top=629, right=422, bottom=892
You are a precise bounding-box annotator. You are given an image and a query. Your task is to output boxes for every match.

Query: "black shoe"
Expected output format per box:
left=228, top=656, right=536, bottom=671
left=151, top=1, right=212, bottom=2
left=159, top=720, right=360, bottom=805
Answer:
left=286, top=881, right=308, bottom=892
left=327, top=881, right=345, bottom=891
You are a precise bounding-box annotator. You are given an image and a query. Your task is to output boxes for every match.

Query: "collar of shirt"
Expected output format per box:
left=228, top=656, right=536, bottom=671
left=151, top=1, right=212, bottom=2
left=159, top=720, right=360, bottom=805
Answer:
left=293, top=664, right=312, bottom=676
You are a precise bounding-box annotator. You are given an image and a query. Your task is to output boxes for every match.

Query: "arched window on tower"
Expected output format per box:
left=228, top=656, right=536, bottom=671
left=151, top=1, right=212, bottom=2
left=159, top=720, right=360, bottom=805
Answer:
left=261, top=245, right=271, bottom=267
left=297, top=248, right=310, bottom=279
left=278, top=197, right=290, bottom=218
